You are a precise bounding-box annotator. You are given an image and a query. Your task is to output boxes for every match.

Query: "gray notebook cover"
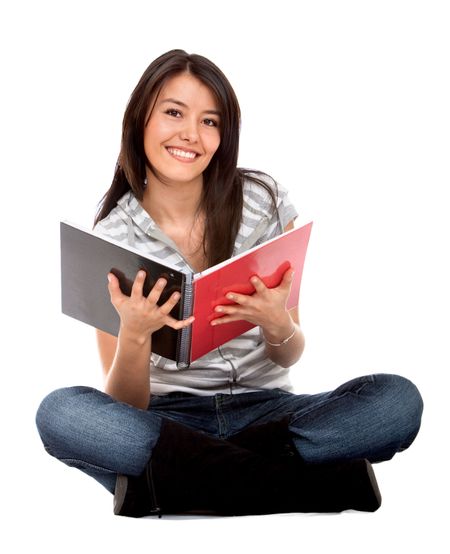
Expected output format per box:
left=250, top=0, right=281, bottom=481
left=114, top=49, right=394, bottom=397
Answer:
left=60, top=221, right=192, bottom=362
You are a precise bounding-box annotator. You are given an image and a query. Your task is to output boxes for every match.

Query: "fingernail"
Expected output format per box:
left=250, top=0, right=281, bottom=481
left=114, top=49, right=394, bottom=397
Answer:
left=138, top=270, right=146, bottom=278
left=107, top=274, right=112, bottom=283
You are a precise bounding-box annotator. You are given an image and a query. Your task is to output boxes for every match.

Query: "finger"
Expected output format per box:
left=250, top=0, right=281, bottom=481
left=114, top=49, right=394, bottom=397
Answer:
left=214, top=303, right=241, bottom=315
left=146, top=277, right=167, bottom=305
left=107, top=273, right=125, bottom=304
left=158, top=291, right=181, bottom=315
left=249, top=275, right=267, bottom=293
left=211, top=313, right=242, bottom=326
left=165, top=315, right=196, bottom=330
left=279, top=268, right=295, bottom=290
left=131, top=270, right=146, bottom=299
left=223, top=292, right=250, bottom=306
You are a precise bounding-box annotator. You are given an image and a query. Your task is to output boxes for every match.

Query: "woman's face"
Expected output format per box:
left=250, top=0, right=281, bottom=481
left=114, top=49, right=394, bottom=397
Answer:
left=144, top=72, right=221, bottom=187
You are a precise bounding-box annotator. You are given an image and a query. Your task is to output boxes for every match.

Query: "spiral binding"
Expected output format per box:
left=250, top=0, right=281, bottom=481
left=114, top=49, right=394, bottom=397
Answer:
left=177, top=275, right=194, bottom=369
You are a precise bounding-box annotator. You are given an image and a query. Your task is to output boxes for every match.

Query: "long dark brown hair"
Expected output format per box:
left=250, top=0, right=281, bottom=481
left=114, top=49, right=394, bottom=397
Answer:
left=95, top=49, right=277, bottom=267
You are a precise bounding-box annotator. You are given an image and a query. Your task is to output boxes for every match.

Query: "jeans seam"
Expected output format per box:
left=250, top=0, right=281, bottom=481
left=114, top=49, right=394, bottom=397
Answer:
left=215, top=395, right=227, bottom=438
left=43, top=443, right=117, bottom=475
left=60, top=457, right=117, bottom=475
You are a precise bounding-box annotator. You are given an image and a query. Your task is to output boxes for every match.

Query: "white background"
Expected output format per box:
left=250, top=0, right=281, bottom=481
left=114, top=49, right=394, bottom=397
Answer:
left=1, top=1, right=449, bottom=552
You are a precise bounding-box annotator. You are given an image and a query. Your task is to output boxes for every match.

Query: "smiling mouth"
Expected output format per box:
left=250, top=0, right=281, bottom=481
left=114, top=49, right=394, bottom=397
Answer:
left=166, top=147, right=199, bottom=161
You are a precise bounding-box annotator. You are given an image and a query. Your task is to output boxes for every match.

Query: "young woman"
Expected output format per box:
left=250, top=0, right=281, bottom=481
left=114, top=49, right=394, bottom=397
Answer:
left=36, top=49, right=423, bottom=517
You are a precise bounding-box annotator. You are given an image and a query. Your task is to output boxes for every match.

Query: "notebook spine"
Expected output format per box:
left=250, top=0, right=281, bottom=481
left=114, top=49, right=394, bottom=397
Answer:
left=176, top=274, right=194, bottom=368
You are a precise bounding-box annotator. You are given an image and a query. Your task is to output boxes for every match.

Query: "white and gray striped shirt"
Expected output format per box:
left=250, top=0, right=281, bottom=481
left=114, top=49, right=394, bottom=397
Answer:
left=94, top=176, right=298, bottom=396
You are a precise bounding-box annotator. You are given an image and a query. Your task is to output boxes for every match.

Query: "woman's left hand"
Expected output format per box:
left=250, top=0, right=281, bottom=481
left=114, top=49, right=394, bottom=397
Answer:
left=211, top=267, right=295, bottom=337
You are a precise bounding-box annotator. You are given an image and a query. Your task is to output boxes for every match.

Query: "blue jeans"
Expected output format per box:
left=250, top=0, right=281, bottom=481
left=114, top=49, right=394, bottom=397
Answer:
left=35, top=373, right=423, bottom=494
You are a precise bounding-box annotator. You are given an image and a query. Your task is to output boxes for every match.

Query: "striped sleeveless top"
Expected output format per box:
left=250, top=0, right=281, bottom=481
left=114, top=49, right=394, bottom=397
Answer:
left=94, top=176, right=298, bottom=396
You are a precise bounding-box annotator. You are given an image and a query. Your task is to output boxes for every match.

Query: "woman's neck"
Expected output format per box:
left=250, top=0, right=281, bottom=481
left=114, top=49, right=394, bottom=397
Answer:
left=140, top=170, right=203, bottom=227
left=140, top=170, right=207, bottom=271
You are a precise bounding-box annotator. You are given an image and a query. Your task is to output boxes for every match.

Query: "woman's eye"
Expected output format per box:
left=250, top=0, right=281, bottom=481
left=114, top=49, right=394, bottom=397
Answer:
left=166, top=109, right=181, bottom=117
left=203, top=118, right=218, bottom=127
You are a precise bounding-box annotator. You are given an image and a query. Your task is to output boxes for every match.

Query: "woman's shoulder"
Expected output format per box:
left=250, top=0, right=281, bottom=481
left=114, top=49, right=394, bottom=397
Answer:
left=238, top=169, right=298, bottom=244
left=93, top=190, right=135, bottom=237
left=241, top=169, right=291, bottom=212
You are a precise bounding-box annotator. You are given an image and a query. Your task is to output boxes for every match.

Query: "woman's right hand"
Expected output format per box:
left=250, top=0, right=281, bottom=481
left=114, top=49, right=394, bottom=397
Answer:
left=107, top=270, right=194, bottom=342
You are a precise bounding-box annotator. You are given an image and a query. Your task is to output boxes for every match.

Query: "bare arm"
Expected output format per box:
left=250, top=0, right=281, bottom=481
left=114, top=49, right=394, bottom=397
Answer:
left=261, top=305, right=304, bottom=368
left=96, top=328, right=151, bottom=410
left=97, top=271, right=194, bottom=409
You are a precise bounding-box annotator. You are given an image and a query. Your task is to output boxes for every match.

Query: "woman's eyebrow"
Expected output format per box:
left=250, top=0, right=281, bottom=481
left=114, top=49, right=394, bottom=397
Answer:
left=160, top=98, right=221, bottom=116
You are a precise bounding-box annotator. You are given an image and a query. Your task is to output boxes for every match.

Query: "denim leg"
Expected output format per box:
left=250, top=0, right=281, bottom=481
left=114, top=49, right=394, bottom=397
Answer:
left=35, top=386, right=163, bottom=493
left=287, top=374, right=424, bottom=463
left=36, top=375, right=424, bottom=495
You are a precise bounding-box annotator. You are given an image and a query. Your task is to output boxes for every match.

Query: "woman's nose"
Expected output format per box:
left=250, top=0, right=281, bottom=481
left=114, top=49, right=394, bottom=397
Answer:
left=179, top=117, right=199, bottom=142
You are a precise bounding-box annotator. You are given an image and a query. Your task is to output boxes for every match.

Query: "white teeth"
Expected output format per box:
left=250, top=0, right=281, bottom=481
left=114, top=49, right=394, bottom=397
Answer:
left=167, top=148, right=197, bottom=159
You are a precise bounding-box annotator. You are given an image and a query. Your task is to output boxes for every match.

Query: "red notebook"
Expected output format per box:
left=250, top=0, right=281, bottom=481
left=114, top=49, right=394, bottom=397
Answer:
left=190, top=222, right=313, bottom=360
left=61, top=221, right=312, bottom=367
